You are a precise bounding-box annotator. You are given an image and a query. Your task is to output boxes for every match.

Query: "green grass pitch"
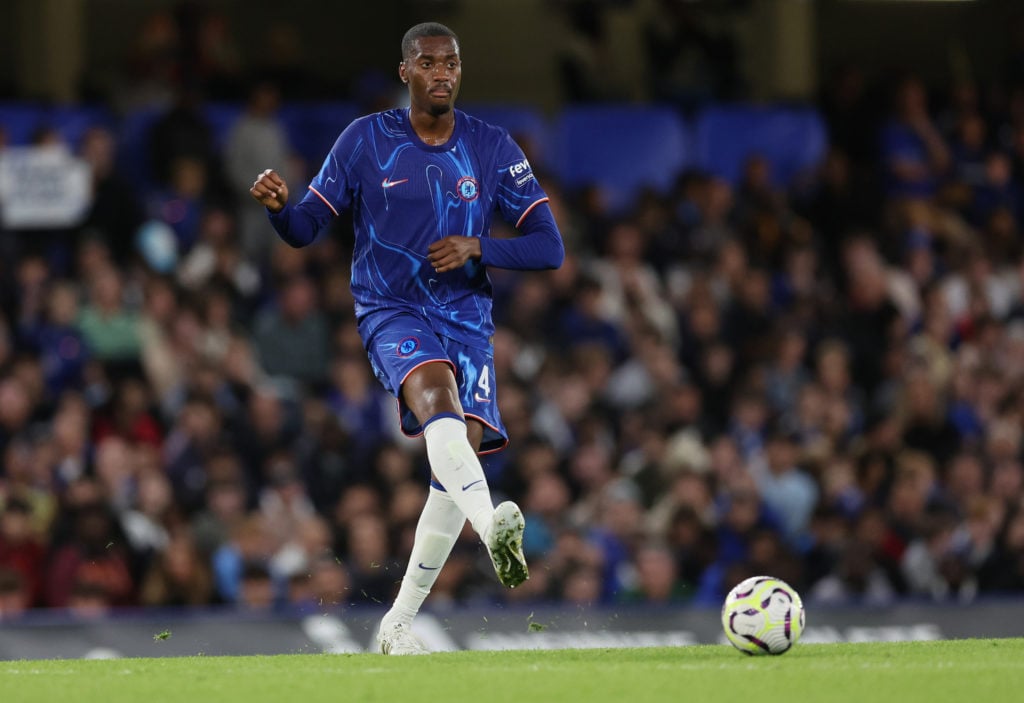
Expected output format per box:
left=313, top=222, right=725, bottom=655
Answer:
left=2, top=639, right=1023, bottom=703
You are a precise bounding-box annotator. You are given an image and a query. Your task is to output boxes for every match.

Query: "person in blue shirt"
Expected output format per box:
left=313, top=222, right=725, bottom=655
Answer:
left=250, top=21, right=564, bottom=654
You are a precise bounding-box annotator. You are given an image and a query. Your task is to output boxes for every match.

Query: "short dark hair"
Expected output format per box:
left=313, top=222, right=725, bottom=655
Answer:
left=401, top=22, right=459, bottom=59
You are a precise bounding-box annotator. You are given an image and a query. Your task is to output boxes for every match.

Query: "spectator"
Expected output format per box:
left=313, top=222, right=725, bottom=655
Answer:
left=810, top=541, right=897, bottom=606
left=237, top=561, right=277, bottom=610
left=224, top=80, right=294, bottom=261
left=79, top=126, right=145, bottom=262
left=0, top=498, right=46, bottom=606
left=0, top=389, right=35, bottom=478
left=47, top=392, right=93, bottom=490
left=93, top=376, right=163, bottom=448
left=881, top=76, right=951, bottom=199
left=619, top=542, right=688, bottom=603
left=344, top=513, right=397, bottom=605
left=325, top=355, right=393, bottom=467
left=0, top=568, right=30, bottom=619
left=163, top=394, right=224, bottom=512
left=290, top=552, right=351, bottom=610
left=139, top=530, right=214, bottom=606
left=45, top=500, right=136, bottom=608
left=258, top=455, right=316, bottom=545
left=252, top=275, right=330, bottom=386
left=120, top=468, right=176, bottom=557
left=750, top=428, right=819, bottom=544
left=147, top=155, right=211, bottom=252
left=177, top=206, right=261, bottom=302
left=76, top=266, right=142, bottom=366
left=212, top=515, right=277, bottom=604
left=146, top=87, right=222, bottom=193
left=191, top=472, right=248, bottom=557
left=522, top=469, right=572, bottom=559
left=18, top=280, right=89, bottom=398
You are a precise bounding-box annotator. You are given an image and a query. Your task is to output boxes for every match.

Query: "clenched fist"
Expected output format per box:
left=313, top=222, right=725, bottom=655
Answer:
left=427, top=235, right=482, bottom=273
left=250, top=169, right=289, bottom=213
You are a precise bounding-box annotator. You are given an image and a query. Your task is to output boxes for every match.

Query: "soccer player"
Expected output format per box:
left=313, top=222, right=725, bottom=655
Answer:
left=250, top=22, right=564, bottom=654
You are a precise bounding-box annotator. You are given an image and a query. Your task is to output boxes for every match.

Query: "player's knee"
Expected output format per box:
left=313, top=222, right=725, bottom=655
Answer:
left=418, top=384, right=462, bottom=414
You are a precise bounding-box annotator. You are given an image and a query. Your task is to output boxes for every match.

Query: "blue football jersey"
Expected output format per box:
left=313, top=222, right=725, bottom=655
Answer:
left=302, top=108, right=549, bottom=348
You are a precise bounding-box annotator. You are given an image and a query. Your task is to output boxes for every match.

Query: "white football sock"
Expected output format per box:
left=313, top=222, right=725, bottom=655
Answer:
left=382, top=487, right=464, bottom=627
left=422, top=414, right=495, bottom=538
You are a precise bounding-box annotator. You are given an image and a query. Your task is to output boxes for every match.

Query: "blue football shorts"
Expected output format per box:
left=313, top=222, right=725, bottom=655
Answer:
left=362, top=312, right=509, bottom=454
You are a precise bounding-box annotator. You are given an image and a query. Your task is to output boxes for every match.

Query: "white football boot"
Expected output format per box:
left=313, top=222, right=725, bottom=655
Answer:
left=377, top=620, right=429, bottom=655
left=485, top=501, right=529, bottom=588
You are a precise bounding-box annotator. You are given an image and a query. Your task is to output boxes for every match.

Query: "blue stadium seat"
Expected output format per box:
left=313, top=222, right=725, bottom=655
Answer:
left=459, top=103, right=551, bottom=168
left=204, top=103, right=244, bottom=150
left=0, top=103, right=114, bottom=150
left=115, top=106, right=164, bottom=188
left=0, top=104, right=46, bottom=145
left=551, top=105, right=689, bottom=212
left=47, top=105, right=115, bottom=148
left=693, top=105, right=828, bottom=187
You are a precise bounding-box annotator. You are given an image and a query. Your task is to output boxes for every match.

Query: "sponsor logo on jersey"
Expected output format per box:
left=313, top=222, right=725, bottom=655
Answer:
left=382, top=177, right=408, bottom=189
left=397, top=337, right=420, bottom=357
left=506, top=158, right=535, bottom=188
left=457, top=176, right=479, bottom=201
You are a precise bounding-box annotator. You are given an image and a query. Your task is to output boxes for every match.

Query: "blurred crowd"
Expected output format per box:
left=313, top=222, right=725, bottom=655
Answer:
left=4, top=8, right=1024, bottom=622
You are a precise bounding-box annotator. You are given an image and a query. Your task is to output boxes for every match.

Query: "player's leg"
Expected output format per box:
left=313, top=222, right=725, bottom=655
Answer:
left=442, top=340, right=528, bottom=590
left=365, top=319, right=515, bottom=654
left=362, top=318, right=492, bottom=532
left=400, top=361, right=497, bottom=537
left=378, top=364, right=495, bottom=654
left=363, top=319, right=465, bottom=653
left=377, top=480, right=464, bottom=654
left=390, top=347, right=527, bottom=589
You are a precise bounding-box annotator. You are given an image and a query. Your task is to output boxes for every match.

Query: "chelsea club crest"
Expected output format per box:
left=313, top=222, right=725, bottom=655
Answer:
left=397, top=337, right=420, bottom=358
left=456, top=176, right=479, bottom=202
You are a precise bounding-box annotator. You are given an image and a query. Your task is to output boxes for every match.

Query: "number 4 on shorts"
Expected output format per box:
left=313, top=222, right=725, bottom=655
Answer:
left=474, top=365, right=491, bottom=403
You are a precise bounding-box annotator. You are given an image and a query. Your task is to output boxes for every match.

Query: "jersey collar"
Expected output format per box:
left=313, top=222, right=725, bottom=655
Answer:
left=404, top=108, right=462, bottom=152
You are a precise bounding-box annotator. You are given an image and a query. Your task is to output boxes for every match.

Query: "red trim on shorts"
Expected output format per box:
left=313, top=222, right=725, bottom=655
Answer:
left=399, top=358, right=456, bottom=388
left=465, top=413, right=510, bottom=455
left=398, top=414, right=509, bottom=455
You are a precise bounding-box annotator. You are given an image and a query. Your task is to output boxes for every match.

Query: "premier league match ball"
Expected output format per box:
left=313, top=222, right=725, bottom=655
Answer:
left=721, top=576, right=805, bottom=655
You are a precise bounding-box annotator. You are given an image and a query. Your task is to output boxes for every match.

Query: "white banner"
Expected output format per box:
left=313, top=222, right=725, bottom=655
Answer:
left=0, top=145, right=92, bottom=229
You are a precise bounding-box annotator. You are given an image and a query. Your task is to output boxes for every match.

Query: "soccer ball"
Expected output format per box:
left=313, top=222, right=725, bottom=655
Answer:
left=721, top=576, right=805, bottom=655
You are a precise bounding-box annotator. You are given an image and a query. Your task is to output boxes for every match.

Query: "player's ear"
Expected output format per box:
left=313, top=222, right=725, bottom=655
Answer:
left=399, top=60, right=408, bottom=84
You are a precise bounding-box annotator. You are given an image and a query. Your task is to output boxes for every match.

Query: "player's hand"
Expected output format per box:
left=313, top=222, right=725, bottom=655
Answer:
left=250, top=168, right=289, bottom=213
left=427, top=235, right=481, bottom=273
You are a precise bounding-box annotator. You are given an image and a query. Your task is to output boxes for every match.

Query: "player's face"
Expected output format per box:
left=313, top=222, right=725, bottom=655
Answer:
left=401, top=36, right=461, bottom=116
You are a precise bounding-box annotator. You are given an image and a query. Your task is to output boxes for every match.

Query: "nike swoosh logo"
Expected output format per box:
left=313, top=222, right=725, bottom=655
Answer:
left=462, top=479, right=484, bottom=491
left=381, top=178, right=409, bottom=189
left=473, top=393, right=491, bottom=403
left=418, top=563, right=440, bottom=570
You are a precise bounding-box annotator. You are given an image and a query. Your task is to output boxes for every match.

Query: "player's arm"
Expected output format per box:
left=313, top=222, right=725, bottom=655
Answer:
left=479, top=199, right=563, bottom=270
left=427, top=201, right=563, bottom=273
left=252, top=124, right=356, bottom=248
left=472, top=131, right=565, bottom=272
left=251, top=169, right=337, bottom=248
